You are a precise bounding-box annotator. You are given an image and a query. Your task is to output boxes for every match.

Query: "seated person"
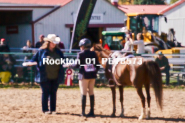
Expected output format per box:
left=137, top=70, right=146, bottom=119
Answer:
left=155, top=51, right=170, bottom=85
left=23, top=40, right=34, bottom=82
left=130, top=33, right=145, bottom=54
left=0, top=52, right=16, bottom=83
left=122, top=32, right=133, bottom=52
left=0, top=38, right=10, bottom=52
left=23, top=40, right=34, bottom=53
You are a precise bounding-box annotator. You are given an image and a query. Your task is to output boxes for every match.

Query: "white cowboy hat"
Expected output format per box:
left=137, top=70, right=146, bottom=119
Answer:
left=120, top=27, right=128, bottom=33
left=44, top=34, right=60, bottom=44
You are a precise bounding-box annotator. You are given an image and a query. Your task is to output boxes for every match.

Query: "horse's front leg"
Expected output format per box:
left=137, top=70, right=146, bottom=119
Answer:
left=119, top=86, right=124, bottom=117
left=110, top=86, right=116, bottom=117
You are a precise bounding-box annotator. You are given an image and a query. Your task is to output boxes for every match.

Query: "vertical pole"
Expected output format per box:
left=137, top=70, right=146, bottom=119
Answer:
left=177, top=73, right=179, bottom=85
left=31, top=66, right=33, bottom=87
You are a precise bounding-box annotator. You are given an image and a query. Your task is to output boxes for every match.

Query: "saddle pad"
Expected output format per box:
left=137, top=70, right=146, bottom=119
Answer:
left=112, top=55, right=135, bottom=74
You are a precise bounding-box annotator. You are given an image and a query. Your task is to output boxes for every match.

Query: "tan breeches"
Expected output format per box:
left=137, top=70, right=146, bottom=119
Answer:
left=79, top=79, right=95, bottom=95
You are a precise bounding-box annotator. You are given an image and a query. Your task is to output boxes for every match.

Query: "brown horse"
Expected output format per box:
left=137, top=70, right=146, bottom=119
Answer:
left=91, top=44, right=163, bottom=120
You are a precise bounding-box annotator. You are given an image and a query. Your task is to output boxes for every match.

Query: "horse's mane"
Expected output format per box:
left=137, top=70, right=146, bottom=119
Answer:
left=93, top=44, right=112, bottom=58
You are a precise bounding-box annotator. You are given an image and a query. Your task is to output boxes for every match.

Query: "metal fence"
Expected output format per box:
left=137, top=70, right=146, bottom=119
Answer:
left=0, top=49, right=185, bottom=85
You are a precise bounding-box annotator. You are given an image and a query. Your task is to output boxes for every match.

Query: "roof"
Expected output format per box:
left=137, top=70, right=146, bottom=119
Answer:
left=118, top=5, right=168, bottom=16
left=0, top=0, right=72, bottom=6
left=159, top=0, right=185, bottom=14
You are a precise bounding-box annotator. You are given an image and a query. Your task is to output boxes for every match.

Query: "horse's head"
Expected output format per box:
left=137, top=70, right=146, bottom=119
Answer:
left=91, top=43, right=112, bottom=68
left=91, top=43, right=102, bottom=51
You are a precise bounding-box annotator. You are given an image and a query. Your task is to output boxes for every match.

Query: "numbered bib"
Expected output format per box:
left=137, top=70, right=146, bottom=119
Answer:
left=84, top=64, right=96, bottom=72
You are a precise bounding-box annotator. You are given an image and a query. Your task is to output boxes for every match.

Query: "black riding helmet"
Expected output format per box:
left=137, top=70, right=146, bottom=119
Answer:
left=79, top=38, right=91, bottom=48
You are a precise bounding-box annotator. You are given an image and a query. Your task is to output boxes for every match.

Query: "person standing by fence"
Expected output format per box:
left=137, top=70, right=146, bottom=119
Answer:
left=130, top=33, right=145, bottom=54
left=23, top=40, right=34, bottom=53
left=35, top=35, right=45, bottom=48
left=22, top=40, right=34, bottom=83
left=122, top=30, right=133, bottom=52
left=0, top=38, right=10, bottom=52
left=23, top=34, right=64, bottom=114
left=64, top=38, right=100, bottom=117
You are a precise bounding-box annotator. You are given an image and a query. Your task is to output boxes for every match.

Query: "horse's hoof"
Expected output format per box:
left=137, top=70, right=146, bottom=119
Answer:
left=111, top=113, right=116, bottom=117
left=138, top=115, right=145, bottom=120
left=119, top=113, right=124, bottom=117
left=146, top=114, right=150, bottom=119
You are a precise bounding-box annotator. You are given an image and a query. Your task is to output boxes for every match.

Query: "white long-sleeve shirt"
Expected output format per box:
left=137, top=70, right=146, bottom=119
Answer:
left=132, top=40, right=145, bottom=54
left=123, top=41, right=131, bottom=51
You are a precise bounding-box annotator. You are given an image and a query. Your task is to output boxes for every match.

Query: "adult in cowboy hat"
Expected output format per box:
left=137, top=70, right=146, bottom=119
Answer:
left=23, top=34, right=65, bottom=114
left=155, top=51, right=170, bottom=85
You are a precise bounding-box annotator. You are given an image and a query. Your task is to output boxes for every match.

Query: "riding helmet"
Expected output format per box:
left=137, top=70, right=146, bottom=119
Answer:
left=79, top=38, right=91, bottom=48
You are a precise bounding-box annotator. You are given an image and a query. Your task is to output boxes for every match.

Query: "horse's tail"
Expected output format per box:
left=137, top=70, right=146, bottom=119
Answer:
left=144, top=61, right=163, bottom=110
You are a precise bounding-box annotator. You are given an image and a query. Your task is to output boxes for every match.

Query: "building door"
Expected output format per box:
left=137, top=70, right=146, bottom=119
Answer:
left=0, top=11, right=32, bottom=49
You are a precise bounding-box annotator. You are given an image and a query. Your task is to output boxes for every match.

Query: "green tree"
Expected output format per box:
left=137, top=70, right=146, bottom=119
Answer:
left=134, top=0, right=166, bottom=5
left=107, top=0, right=133, bottom=4
left=119, top=0, right=133, bottom=4
left=170, top=0, right=178, bottom=4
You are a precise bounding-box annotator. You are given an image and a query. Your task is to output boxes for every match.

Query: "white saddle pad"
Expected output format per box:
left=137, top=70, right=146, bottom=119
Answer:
left=112, top=55, right=135, bottom=74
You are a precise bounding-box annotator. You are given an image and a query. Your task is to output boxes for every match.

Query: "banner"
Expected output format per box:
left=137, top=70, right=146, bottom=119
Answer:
left=69, top=0, right=97, bottom=52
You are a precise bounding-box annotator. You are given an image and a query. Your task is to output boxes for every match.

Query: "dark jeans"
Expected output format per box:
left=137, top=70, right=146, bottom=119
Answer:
left=40, top=79, right=59, bottom=112
left=161, top=67, right=170, bottom=85
left=6, top=68, right=16, bottom=81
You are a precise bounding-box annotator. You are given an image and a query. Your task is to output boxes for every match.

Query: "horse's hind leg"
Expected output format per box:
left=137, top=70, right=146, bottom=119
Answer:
left=136, top=87, right=146, bottom=120
left=144, top=83, right=151, bottom=119
left=110, top=87, right=116, bottom=117
left=119, top=86, right=124, bottom=117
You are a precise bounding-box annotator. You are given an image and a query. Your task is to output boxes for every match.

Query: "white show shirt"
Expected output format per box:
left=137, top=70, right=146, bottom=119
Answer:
left=122, top=41, right=131, bottom=51
left=132, top=40, right=145, bottom=54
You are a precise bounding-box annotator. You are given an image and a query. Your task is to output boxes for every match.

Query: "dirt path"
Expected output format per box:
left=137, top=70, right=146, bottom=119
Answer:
left=0, top=88, right=185, bottom=123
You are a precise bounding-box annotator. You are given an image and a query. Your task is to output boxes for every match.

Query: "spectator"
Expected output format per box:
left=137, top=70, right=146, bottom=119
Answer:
left=0, top=50, right=16, bottom=84
left=57, top=37, right=65, bottom=52
left=23, top=40, right=34, bottom=82
left=130, top=33, right=145, bottom=54
left=120, top=40, right=125, bottom=49
left=58, top=42, right=65, bottom=49
left=0, top=38, right=10, bottom=52
left=23, top=40, right=34, bottom=53
left=167, top=28, right=181, bottom=47
left=99, top=39, right=103, bottom=44
left=125, top=29, right=132, bottom=41
left=35, top=35, right=45, bottom=48
left=122, top=31, right=133, bottom=52
left=155, top=51, right=170, bottom=85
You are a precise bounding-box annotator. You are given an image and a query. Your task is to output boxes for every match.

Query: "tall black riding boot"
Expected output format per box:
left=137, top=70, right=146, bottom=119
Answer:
left=81, top=95, right=86, bottom=116
left=87, top=95, right=95, bottom=117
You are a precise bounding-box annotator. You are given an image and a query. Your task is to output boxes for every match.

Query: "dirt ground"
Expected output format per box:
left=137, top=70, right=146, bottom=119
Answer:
left=0, top=88, right=185, bottom=123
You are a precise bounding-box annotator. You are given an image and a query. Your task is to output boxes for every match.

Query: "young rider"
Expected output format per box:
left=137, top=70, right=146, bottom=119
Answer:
left=64, top=38, right=100, bottom=117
